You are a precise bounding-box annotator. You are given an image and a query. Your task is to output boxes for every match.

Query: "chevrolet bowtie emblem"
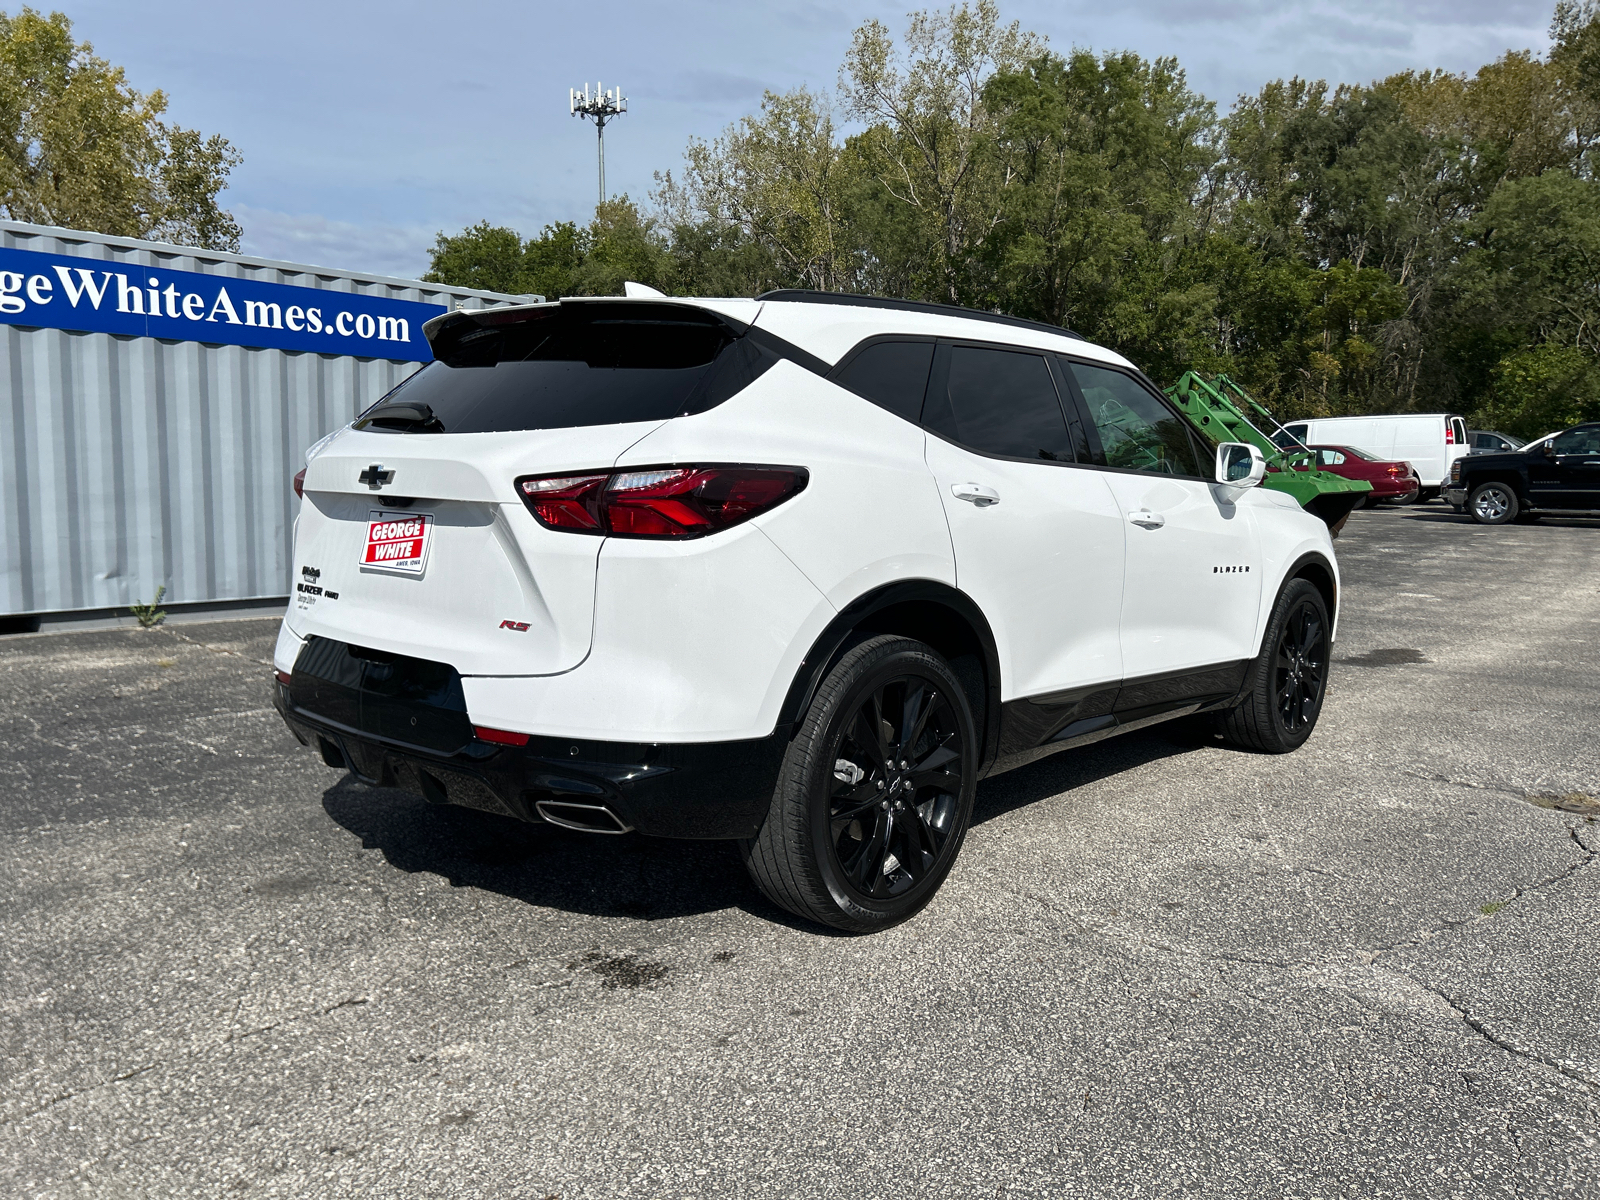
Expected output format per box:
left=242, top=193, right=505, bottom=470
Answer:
left=358, top=463, right=394, bottom=489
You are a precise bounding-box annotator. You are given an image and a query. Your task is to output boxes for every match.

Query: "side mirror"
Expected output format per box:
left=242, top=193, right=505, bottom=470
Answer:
left=1215, top=442, right=1266, bottom=493
left=1543, top=440, right=1557, bottom=457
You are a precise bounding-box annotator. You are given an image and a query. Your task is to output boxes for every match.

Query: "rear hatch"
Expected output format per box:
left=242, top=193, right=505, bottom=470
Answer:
left=287, top=299, right=767, bottom=678
left=292, top=425, right=651, bottom=676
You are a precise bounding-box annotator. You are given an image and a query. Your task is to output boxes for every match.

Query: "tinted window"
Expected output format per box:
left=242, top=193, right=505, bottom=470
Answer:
left=1070, top=362, right=1205, bottom=476
left=1552, top=426, right=1600, bottom=455
left=833, top=340, right=935, bottom=422
left=355, top=303, right=768, bottom=435
left=925, top=345, right=1074, bottom=461
left=1316, top=449, right=1346, bottom=466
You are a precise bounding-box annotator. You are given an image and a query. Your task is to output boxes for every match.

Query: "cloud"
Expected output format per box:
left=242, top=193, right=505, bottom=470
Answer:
left=644, top=68, right=771, bottom=106
left=233, top=205, right=437, bottom=281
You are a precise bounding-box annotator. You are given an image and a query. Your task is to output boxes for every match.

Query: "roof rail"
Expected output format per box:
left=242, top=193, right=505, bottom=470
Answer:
left=754, top=289, right=1085, bottom=341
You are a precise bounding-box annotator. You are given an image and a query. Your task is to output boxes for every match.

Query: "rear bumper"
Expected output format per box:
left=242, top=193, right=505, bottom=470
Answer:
left=1368, top=477, right=1419, bottom=500
left=272, top=678, right=787, bottom=840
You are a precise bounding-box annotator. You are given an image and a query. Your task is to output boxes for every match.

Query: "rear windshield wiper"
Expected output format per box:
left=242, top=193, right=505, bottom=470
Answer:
left=355, top=401, right=445, bottom=433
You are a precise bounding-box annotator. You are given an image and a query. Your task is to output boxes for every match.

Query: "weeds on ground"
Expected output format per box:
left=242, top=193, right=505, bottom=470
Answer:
left=131, top=586, right=167, bottom=628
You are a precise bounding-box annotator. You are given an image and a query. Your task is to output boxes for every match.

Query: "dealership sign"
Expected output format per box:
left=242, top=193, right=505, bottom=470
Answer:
left=0, top=245, right=445, bottom=362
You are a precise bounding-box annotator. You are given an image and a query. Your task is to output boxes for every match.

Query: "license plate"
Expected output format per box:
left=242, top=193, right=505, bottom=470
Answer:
left=362, top=510, right=433, bottom=575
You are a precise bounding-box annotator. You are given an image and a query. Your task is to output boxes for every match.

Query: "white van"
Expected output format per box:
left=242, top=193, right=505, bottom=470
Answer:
left=1278, top=414, right=1471, bottom=498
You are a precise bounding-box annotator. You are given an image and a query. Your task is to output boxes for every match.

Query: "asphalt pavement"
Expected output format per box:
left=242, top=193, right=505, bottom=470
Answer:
left=2, top=504, right=1597, bottom=1199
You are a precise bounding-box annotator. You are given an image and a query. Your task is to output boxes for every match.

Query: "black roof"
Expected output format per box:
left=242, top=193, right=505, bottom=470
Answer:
left=755, top=289, right=1085, bottom=342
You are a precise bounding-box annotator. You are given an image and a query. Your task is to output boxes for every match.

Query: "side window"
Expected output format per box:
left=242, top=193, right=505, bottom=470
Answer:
left=832, top=340, right=935, bottom=423
left=1318, top=449, right=1345, bottom=466
left=1068, top=362, right=1205, bottom=477
left=1553, top=427, right=1600, bottom=455
left=924, top=344, right=1075, bottom=461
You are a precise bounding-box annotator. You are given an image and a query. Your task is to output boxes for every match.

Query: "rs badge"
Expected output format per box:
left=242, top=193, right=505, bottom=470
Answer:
left=499, top=620, right=531, bottom=632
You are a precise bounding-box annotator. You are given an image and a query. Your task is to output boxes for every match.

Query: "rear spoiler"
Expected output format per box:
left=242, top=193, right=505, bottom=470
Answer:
left=416, top=298, right=841, bottom=378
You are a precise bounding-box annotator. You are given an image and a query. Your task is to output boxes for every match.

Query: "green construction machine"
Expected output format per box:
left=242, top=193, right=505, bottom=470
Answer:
left=1164, top=371, right=1370, bottom=537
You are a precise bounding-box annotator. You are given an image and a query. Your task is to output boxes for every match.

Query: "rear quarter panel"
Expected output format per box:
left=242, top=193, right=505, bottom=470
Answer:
left=615, top=360, right=957, bottom=608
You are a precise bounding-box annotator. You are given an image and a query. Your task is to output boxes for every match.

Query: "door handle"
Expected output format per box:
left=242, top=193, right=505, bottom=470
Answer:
left=1128, top=510, right=1166, bottom=529
left=951, top=483, right=1000, bottom=507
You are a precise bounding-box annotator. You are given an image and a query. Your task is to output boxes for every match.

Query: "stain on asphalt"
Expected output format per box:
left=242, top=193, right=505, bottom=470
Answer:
left=568, top=950, right=669, bottom=989
left=436, top=1110, right=476, bottom=1126
left=711, top=950, right=736, bottom=963
left=1524, top=791, right=1600, bottom=814
left=248, top=873, right=329, bottom=898
left=1341, top=647, right=1429, bottom=667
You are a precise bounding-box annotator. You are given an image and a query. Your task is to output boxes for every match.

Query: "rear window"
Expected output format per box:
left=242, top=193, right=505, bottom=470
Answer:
left=355, top=303, right=772, bottom=434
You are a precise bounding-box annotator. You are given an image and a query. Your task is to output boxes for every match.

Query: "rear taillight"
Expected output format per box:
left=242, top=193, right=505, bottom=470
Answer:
left=293, top=468, right=306, bottom=498
left=1387, top=465, right=1402, bottom=476
left=516, top=465, right=807, bottom=538
left=1445, top=427, right=1455, bottom=444
left=274, top=670, right=292, bottom=686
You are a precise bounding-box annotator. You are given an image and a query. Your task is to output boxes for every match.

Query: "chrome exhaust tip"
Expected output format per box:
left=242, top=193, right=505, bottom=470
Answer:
left=534, top=799, right=633, bottom=835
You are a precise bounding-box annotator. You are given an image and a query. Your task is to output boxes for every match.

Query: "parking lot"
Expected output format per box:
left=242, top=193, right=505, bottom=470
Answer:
left=2, top=504, right=1597, bottom=1198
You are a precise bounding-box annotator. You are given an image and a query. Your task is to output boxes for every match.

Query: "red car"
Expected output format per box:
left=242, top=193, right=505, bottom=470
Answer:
left=1305, top=444, right=1421, bottom=505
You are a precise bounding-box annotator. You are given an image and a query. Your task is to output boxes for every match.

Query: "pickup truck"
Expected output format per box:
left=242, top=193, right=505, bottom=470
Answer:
left=1444, top=422, right=1600, bottom=523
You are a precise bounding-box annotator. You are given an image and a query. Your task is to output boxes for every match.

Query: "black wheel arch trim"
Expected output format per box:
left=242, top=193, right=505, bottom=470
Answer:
left=1283, top=550, right=1338, bottom=639
left=775, top=579, right=1005, bottom=774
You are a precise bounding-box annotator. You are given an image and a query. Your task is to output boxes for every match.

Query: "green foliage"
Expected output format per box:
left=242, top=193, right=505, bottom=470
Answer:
left=0, top=8, right=241, bottom=249
left=429, top=0, right=1600, bottom=440
left=1482, top=344, right=1600, bottom=438
left=422, top=201, right=675, bottom=298
left=130, top=584, right=166, bottom=628
left=423, top=221, right=529, bottom=293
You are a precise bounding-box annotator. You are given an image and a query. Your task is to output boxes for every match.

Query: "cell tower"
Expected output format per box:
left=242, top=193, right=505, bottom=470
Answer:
left=570, top=82, right=627, bottom=208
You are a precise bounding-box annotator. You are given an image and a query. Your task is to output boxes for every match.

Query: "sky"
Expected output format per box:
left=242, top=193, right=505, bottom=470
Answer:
left=59, top=0, right=1557, bottom=281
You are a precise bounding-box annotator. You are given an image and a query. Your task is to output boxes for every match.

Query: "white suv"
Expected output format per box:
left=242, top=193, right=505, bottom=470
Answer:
left=273, top=291, right=1339, bottom=932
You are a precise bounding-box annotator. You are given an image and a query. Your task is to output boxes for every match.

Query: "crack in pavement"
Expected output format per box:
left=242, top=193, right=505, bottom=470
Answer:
left=1002, top=828, right=1600, bottom=1100
left=160, top=627, right=276, bottom=668
left=1399, top=975, right=1600, bottom=1095
left=3, top=996, right=372, bottom=1127
left=4, top=1063, right=158, bottom=1126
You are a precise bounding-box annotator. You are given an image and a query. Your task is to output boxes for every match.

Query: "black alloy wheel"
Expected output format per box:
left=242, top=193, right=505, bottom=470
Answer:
left=1213, top=578, right=1331, bottom=753
left=742, top=636, right=978, bottom=932
left=1273, top=598, right=1327, bottom=734
left=825, top=674, right=966, bottom=901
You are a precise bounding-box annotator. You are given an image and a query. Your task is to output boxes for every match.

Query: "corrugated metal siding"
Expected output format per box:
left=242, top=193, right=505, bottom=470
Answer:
left=0, top=220, right=531, bottom=616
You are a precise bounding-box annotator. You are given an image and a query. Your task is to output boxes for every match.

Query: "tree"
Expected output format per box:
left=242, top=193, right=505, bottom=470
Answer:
left=423, top=200, right=671, bottom=299
left=664, top=88, right=857, bottom=291
left=981, top=48, right=1221, bottom=373
left=422, top=221, right=529, bottom=294
left=840, top=0, right=1041, bottom=303
left=0, top=8, right=241, bottom=249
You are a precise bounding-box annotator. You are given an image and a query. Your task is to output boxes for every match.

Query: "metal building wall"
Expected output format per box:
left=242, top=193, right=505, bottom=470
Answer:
left=0, top=221, right=530, bottom=617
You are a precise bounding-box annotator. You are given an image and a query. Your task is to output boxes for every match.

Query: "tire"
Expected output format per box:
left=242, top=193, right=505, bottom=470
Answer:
left=741, top=635, right=979, bottom=933
left=1417, top=487, right=1439, bottom=503
left=1213, top=579, right=1331, bottom=754
left=1469, top=482, right=1519, bottom=525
